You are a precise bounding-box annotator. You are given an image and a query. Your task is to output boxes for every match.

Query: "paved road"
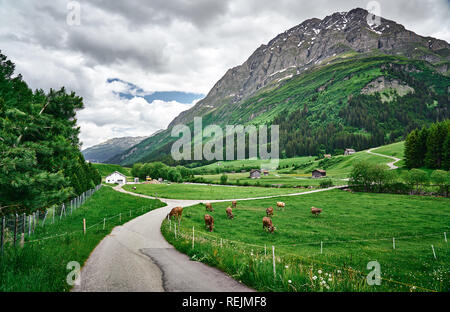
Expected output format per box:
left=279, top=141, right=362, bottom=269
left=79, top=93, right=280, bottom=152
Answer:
left=73, top=185, right=341, bottom=292
left=367, top=148, right=401, bottom=170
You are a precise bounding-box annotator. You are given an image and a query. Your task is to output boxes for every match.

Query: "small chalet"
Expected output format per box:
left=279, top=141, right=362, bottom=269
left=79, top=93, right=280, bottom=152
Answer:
left=312, top=169, right=326, bottom=178
left=105, top=171, right=127, bottom=185
left=134, top=177, right=139, bottom=183
left=344, top=148, right=356, bottom=155
left=263, top=170, right=269, bottom=176
left=249, top=169, right=261, bottom=179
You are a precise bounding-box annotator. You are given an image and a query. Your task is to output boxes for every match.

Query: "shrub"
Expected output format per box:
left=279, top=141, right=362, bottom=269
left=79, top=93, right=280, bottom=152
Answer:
left=220, top=174, right=228, bottom=185
left=319, top=179, right=333, bottom=188
left=405, top=169, right=429, bottom=193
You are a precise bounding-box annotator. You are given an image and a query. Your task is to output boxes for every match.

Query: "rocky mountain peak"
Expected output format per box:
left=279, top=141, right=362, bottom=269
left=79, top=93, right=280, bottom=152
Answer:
left=168, top=8, right=449, bottom=128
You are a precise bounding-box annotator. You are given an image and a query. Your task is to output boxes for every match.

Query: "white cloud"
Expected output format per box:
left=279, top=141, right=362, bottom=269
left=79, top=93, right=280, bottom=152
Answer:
left=0, top=0, right=448, bottom=148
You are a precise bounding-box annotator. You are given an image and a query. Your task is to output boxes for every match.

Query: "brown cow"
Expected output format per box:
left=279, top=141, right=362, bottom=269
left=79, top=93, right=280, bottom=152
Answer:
left=276, top=202, right=285, bottom=210
left=226, top=207, right=234, bottom=219
left=204, top=214, right=214, bottom=232
left=266, top=206, right=274, bottom=217
left=231, top=201, right=237, bottom=209
left=205, top=202, right=213, bottom=212
left=311, top=206, right=322, bottom=216
left=167, top=206, right=183, bottom=225
left=263, top=216, right=275, bottom=233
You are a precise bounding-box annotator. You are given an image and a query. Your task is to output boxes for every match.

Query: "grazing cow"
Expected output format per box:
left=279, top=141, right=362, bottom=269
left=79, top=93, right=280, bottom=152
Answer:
left=231, top=201, right=237, bottom=209
left=311, top=206, right=322, bottom=216
left=205, top=202, right=213, bottom=212
left=204, top=214, right=214, bottom=232
left=266, top=206, right=274, bottom=217
left=167, top=206, right=183, bottom=225
left=262, top=216, right=275, bottom=233
left=132, top=186, right=137, bottom=190
left=226, top=207, right=234, bottom=219
left=276, top=202, right=285, bottom=210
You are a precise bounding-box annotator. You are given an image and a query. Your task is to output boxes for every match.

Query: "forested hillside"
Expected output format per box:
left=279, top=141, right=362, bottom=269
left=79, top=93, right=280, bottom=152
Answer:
left=0, top=51, right=101, bottom=216
left=404, top=119, right=450, bottom=170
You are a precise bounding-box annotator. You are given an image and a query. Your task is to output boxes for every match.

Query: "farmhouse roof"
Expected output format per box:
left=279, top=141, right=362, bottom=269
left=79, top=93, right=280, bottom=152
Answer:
left=106, top=171, right=127, bottom=178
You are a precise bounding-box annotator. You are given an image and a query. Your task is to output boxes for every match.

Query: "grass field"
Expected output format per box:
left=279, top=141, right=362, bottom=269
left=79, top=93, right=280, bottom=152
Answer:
left=92, top=163, right=132, bottom=178
left=162, top=189, right=449, bottom=291
left=371, top=141, right=405, bottom=159
left=0, top=187, right=164, bottom=291
left=123, top=183, right=312, bottom=200
left=193, top=157, right=315, bottom=173
left=192, top=147, right=396, bottom=187
left=197, top=172, right=347, bottom=187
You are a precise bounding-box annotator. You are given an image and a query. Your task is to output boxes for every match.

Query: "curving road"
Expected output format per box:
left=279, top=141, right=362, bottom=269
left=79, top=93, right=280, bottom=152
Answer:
left=367, top=148, right=401, bottom=170
left=72, top=184, right=342, bottom=292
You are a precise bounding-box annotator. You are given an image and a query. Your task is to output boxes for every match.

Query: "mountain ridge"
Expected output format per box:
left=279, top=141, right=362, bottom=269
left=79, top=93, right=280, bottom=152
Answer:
left=108, top=7, right=449, bottom=166
left=82, top=136, right=149, bottom=163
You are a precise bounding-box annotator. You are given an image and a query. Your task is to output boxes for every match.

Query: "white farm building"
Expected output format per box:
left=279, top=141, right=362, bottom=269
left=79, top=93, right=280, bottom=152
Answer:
left=105, top=171, right=127, bottom=185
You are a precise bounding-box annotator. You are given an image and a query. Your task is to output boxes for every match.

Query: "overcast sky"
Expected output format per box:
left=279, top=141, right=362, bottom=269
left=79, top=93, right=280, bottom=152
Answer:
left=1, top=0, right=449, bottom=148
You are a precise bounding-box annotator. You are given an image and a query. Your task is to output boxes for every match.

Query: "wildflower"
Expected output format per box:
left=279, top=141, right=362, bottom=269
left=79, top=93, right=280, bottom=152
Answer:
left=288, top=280, right=292, bottom=283
left=285, top=265, right=289, bottom=269
left=337, top=270, right=342, bottom=274
left=328, top=278, right=332, bottom=282
left=326, top=286, right=330, bottom=290
left=318, top=269, right=322, bottom=274
left=312, top=276, right=317, bottom=280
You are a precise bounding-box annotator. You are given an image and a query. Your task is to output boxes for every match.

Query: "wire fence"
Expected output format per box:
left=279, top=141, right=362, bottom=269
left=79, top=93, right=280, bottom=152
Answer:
left=165, top=220, right=449, bottom=292
left=0, top=184, right=102, bottom=254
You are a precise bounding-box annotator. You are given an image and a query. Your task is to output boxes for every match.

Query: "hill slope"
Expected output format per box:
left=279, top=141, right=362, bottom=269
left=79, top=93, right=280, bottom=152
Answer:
left=82, top=136, right=148, bottom=163
left=109, top=8, right=449, bottom=166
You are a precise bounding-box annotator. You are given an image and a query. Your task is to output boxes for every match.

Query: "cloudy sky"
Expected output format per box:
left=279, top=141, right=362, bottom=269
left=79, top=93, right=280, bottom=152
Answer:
left=1, top=0, right=449, bottom=148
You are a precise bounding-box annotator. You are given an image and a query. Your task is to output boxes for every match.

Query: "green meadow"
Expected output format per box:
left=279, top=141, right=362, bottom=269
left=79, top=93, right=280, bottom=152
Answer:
left=162, top=189, right=449, bottom=292
left=123, top=183, right=310, bottom=200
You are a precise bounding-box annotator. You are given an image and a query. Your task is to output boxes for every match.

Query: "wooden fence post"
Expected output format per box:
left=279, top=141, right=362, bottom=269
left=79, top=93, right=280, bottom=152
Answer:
left=13, top=214, right=18, bottom=247
left=22, top=213, right=26, bottom=234
left=393, top=237, right=395, bottom=249
left=28, top=215, right=31, bottom=236
left=83, top=218, right=86, bottom=235
left=52, top=206, right=55, bottom=224
left=1, top=217, right=5, bottom=256
left=192, top=226, right=195, bottom=249
left=42, top=211, right=48, bottom=227
left=272, top=246, right=276, bottom=279
left=174, top=223, right=177, bottom=239
left=32, top=212, right=35, bottom=234
left=21, top=213, right=26, bottom=247
left=445, top=232, right=447, bottom=243
left=431, top=245, right=436, bottom=259
left=103, top=218, right=106, bottom=230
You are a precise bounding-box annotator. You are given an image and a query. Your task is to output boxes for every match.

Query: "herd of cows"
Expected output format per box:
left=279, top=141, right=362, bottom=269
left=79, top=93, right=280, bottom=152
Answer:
left=166, top=200, right=324, bottom=235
